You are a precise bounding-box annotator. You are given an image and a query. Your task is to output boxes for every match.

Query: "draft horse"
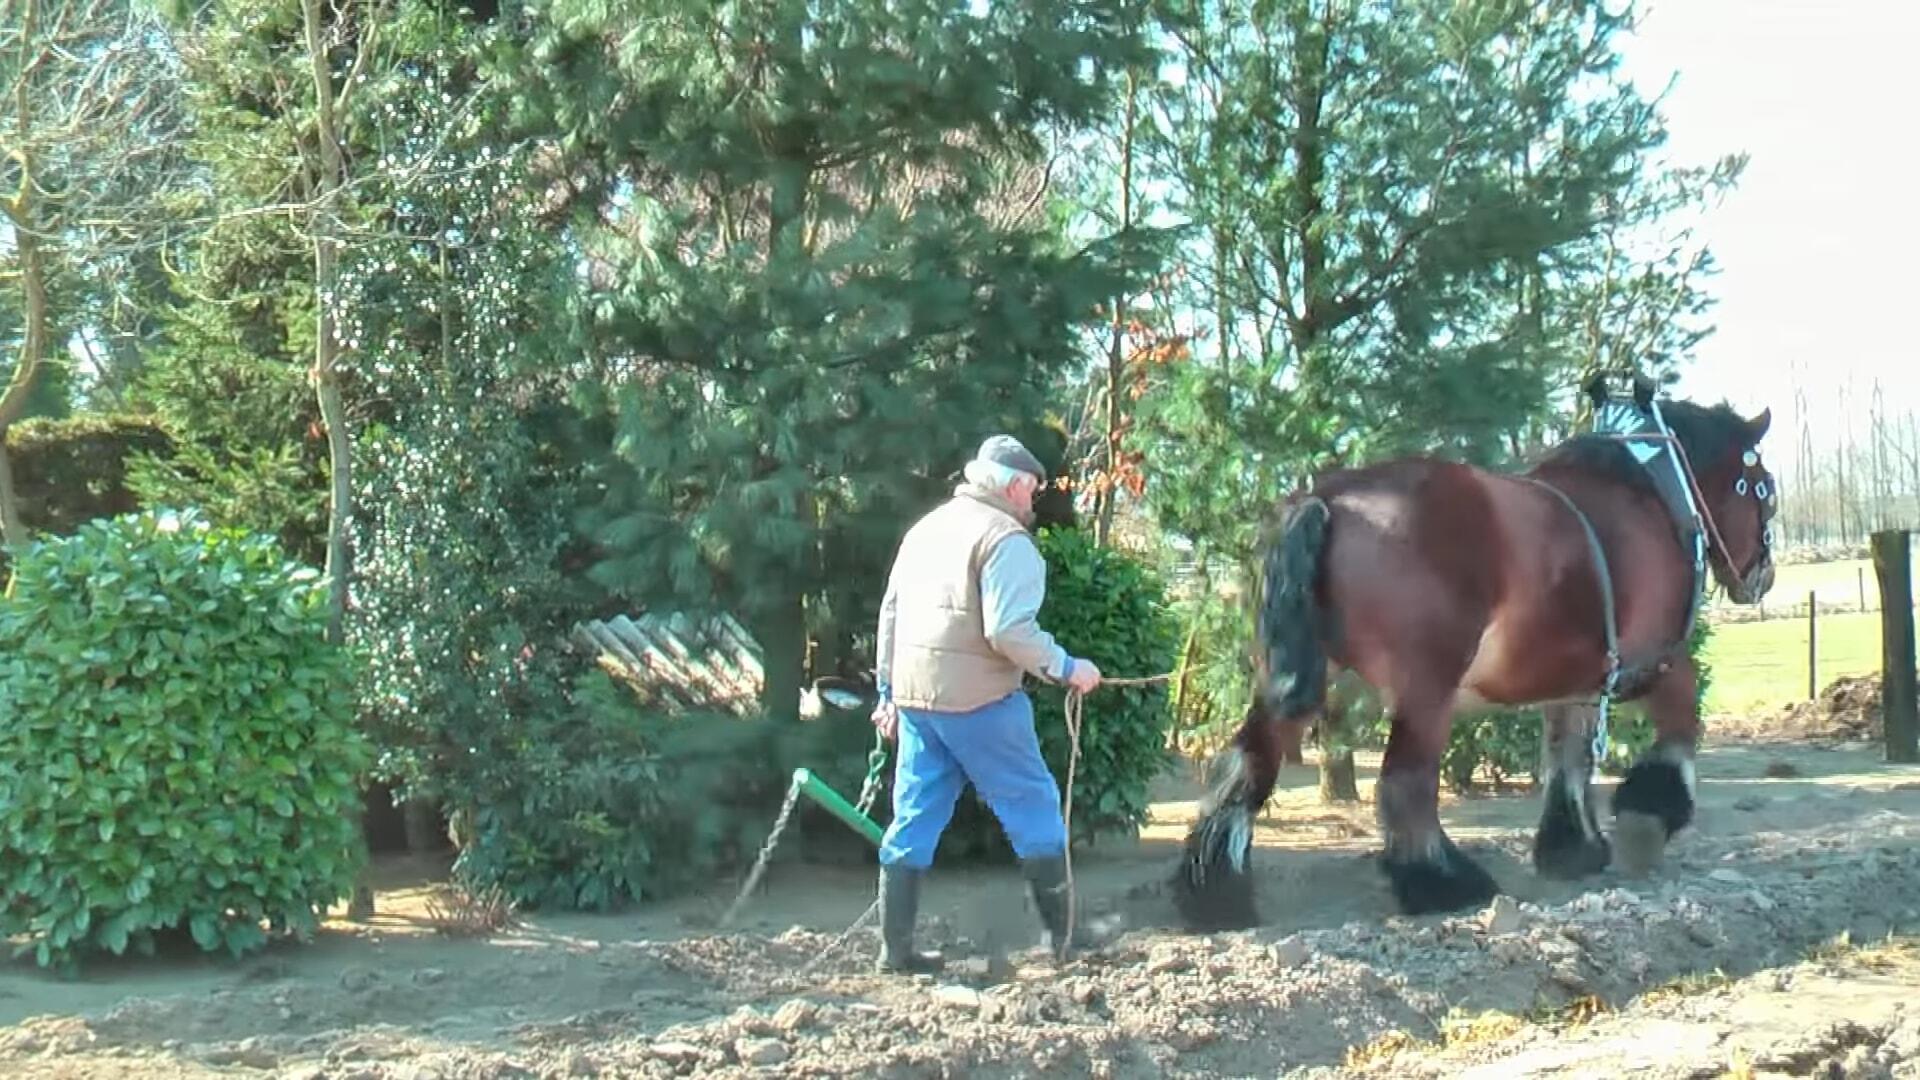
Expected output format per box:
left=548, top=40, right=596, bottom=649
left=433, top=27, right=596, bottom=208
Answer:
left=1176, top=378, right=1779, bottom=926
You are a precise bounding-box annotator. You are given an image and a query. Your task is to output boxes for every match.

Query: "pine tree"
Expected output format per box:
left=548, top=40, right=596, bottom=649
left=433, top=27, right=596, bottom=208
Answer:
left=518, top=0, right=1168, bottom=720
left=1140, top=0, right=1740, bottom=560
left=125, top=0, right=336, bottom=559
left=1129, top=0, right=1743, bottom=784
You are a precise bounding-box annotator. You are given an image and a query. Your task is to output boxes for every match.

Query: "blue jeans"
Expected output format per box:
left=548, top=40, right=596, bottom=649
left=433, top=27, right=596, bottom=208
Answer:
left=878, top=690, right=1067, bottom=869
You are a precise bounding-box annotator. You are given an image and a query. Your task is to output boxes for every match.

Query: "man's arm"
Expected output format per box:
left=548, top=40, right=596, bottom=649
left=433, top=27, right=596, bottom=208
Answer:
left=978, top=534, right=1072, bottom=681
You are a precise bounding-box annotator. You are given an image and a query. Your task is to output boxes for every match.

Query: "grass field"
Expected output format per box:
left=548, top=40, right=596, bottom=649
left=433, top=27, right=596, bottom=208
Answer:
left=1703, top=557, right=1918, bottom=615
left=1702, top=609, right=1886, bottom=716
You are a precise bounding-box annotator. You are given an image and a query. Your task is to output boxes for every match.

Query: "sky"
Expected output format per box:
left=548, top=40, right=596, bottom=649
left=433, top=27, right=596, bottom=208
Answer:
left=1615, top=0, right=1920, bottom=453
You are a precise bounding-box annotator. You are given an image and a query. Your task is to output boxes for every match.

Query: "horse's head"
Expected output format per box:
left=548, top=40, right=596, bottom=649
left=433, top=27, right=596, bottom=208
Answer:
left=1680, top=404, right=1778, bottom=604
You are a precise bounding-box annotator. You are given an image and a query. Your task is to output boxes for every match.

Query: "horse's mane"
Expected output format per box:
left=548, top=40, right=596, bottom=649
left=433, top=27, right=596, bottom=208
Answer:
left=1529, top=400, right=1752, bottom=495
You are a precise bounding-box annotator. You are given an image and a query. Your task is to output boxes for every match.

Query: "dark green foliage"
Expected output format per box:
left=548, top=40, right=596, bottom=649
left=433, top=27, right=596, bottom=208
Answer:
left=938, top=526, right=1179, bottom=859
left=1166, top=583, right=1257, bottom=754
left=125, top=302, right=324, bottom=563
left=1690, top=614, right=1715, bottom=706
left=1597, top=615, right=1712, bottom=775
left=337, top=30, right=617, bottom=906
left=440, top=668, right=796, bottom=909
left=0, top=509, right=369, bottom=972
left=526, top=0, right=1169, bottom=720
left=124, top=0, right=369, bottom=562
left=1442, top=709, right=1544, bottom=794
left=1435, top=616, right=1716, bottom=788
left=1, top=414, right=171, bottom=540
left=1135, top=1, right=1741, bottom=733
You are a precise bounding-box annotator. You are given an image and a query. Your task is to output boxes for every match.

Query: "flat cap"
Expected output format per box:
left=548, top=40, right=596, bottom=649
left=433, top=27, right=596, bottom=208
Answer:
left=974, top=434, right=1047, bottom=482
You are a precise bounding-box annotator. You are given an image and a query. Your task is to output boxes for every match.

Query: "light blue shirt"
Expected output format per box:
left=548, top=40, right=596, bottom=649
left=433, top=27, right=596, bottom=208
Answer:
left=875, top=531, right=1071, bottom=701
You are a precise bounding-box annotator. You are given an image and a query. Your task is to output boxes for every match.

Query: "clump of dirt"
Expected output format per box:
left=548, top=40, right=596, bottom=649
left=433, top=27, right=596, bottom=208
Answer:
left=3, top=741, right=1916, bottom=1079
left=1725, top=674, right=1888, bottom=742
left=1330, top=937, right=1920, bottom=1080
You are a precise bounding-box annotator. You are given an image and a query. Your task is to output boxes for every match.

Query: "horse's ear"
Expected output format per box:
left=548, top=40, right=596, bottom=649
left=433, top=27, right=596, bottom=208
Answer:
left=1747, top=407, right=1773, bottom=442
left=1582, top=371, right=1607, bottom=409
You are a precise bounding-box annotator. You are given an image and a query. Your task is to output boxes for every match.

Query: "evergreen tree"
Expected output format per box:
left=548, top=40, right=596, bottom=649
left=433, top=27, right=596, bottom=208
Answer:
left=332, top=17, right=612, bottom=900
left=125, top=0, right=334, bottom=561
left=1126, top=1, right=1743, bottom=773
left=517, top=0, right=1168, bottom=719
left=1139, top=0, right=1741, bottom=561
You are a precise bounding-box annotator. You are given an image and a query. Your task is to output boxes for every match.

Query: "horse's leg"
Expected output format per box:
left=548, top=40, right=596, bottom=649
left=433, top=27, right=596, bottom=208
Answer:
left=1275, top=717, right=1307, bottom=766
left=1611, top=660, right=1701, bottom=876
left=1531, top=702, right=1611, bottom=879
left=1175, top=495, right=1332, bottom=931
left=1172, top=701, right=1297, bottom=931
left=1377, top=684, right=1499, bottom=915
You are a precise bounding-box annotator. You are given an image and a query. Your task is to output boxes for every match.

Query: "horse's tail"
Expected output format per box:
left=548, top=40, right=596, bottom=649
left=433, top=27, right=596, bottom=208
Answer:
left=1172, top=495, right=1332, bottom=933
left=1258, top=495, right=1332, bottom=720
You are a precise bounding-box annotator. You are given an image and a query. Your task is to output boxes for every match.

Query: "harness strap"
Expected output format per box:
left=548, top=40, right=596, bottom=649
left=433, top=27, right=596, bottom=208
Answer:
left=1520, top=476, right=1622, bottom=764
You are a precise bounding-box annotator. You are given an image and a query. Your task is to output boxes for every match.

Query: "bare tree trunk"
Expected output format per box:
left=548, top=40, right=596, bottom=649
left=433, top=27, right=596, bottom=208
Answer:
left=755, top=588, right=807, bottom=725
left=1319, top=750, right=1358, bottom=803
left=0, top=0, right=48, bottom=552
left=0, top=226, right=46, bottom=549
left=1317, top=671, right=1362, bottom=804
left=1095, top=70, right=1137, bottom=546
left=302, top=0, right=371, bottom=920
left=303, top=0, right=352, bottom=645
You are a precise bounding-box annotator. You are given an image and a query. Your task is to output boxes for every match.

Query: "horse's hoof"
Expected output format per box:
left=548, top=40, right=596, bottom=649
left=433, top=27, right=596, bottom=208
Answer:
left=1384, top=848, right=1499, bottom=915
left=1612, top=811, right=1667, bottom=878
left=1533, top=836, right=1611, bottom=881
left=1533, top=774, right=1612, bottom=880
left=1611, top=757, right=1695, bottom=836
left=1170, top=862, right=1260, bottom=932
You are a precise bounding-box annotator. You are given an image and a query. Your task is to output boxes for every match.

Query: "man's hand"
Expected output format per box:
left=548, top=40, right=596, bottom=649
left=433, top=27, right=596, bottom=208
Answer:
left=871, top=700, right=900, bottom=742
left=1065, top=658, right=1102, bottom=694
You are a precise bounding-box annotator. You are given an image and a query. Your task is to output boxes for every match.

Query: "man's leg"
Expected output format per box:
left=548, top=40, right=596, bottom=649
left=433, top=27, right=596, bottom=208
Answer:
left=875, top=707, right=964, bottom=973
left=935, top=692, right=1079, bottom=958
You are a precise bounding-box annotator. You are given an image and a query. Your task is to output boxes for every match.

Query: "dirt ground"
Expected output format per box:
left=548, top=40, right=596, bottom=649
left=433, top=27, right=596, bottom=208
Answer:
left=5, top=725, right=1919, bottom=1079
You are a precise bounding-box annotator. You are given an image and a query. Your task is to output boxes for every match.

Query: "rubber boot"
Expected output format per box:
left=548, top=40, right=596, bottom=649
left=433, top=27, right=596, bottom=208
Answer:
left=876, top=864, right=944, bottom=974
left=1020, top=854, right=1081, bottom=962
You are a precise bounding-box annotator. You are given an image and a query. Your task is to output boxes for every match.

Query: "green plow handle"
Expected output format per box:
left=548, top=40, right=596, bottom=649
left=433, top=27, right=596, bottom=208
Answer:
left=791, top=767, right=885, bottom=847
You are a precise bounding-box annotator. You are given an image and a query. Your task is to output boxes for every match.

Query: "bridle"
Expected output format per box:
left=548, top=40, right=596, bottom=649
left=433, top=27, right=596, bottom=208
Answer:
left=1600, top=415, right=1776, bottom=598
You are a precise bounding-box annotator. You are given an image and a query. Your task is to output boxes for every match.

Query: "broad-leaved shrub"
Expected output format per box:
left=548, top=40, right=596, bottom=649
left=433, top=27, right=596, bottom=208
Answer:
left=937, top=526, right=1179, bottom=860
left=0, top=510, right=369, bottom=971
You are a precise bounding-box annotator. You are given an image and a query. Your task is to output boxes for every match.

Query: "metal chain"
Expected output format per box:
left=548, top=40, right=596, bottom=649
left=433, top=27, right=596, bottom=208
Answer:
left=720, top=731, right=889, bottom=932
left=718, top=778, right=804, bottom=930
left=725, top=676, right=1172, bottom=969
left=853, top=735, right=888, bottom=819
left=798, top=898, right=880, bottom=975
left=1591, top=695, right=1614, bottom=768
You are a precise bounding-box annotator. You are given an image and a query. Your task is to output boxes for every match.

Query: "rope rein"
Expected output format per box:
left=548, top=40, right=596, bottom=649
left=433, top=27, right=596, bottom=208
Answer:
left=788, top=670, right=1175, bottom=976
left=1059, top=672, right=1174, bottom=959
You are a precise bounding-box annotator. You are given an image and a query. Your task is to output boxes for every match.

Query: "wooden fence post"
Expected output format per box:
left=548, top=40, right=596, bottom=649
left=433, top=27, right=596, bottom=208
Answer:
left=1807, top=589, right=1818, bottom=700
left=1871, top=530, right=1918, bottom=764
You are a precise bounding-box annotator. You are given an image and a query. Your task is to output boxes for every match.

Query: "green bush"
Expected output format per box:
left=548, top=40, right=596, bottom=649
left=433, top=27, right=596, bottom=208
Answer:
left=1165, top=584, right=1258, bottom=756
left=1597, top=615, right=1711, bottom=775
left=0, top=415, right=173, bottom=578
left=1440, top=708, right=1543, bottom=793
left=0, top=509, right=370, bottom=972
left=443, top=666, right=800, bottom=909
left=1438, top=615, right=1717, bottom=788
left=937, top=526, right=1180, bottom=860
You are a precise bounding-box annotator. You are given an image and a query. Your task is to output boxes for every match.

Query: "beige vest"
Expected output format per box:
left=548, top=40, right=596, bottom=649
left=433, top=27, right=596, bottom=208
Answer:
left=886, top=486, right=1032, bottom=712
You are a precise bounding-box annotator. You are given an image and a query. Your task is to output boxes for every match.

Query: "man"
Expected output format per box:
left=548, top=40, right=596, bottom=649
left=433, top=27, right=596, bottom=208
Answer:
left=869, top=434, right=1102, bottom=973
